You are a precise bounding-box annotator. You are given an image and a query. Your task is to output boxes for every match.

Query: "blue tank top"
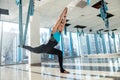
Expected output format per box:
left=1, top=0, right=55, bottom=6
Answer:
left=53, top=31, right=61, bottom=42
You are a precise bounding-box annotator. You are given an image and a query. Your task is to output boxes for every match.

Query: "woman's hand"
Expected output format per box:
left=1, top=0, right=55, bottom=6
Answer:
left=60, top=7, right=68, bottom=19
left=52, top=7, right=68, bottom=34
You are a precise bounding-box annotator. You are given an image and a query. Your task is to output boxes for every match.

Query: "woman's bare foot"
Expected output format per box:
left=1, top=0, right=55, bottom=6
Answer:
left=61, top=70, right=70, bottom=74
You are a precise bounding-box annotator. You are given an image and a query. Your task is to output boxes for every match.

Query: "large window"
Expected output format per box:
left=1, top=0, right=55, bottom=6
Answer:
left=0, top=21, right=28, bottom=65
left=40, top=28, right=50, bottom=61
left=80, top=34, right=88, bottom=55
left=118, top=35, right=120, bottom=52
left=104, top=34, right=110, bottom=53
left=39, top=27, right=120, bottom=60
left=109, top=35, right=116, bottom=53
left=88, top=34, right=97, bottom=54
left=115, top=34, right=119, bottom=53
left=71, top=33, right=79, bottom=57
left=97, top=34, right=104, bottom=53
left=40, top=28, right=62, bottom=61
left=40, top=28, right=50, bottom=44
left=62, top=32, right=71, bottom=57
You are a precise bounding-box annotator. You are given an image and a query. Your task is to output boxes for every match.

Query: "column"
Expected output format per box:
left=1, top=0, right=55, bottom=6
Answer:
left=29, top=11, right=41, bottom=66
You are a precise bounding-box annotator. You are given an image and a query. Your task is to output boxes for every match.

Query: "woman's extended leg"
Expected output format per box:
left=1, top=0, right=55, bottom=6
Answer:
left=47, top=48, right=69, bottom=73
left=22, top=44, right=47, bottom=53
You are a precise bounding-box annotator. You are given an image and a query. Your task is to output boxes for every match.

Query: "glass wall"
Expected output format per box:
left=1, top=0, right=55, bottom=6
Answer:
left=104, top=34, right=110, bottom=53
left=80, top=34, right=88, bottom=55
left=40, top=28, right=51, bottom=61
left=115, top=34, right=119, bottom=53
left=62, top=32, right=71, bottom=57
left=71, top=33, right=79, bottom=57
left=1, top=22, right=120, bottom=64
left=88, top=34, right=97, bottom=54
left=109, top=35, right=116, bottom=53
left=40, top=28, right=50, bottom=44
left=0, top=21, right=28, bottom=65
left=97, top=34, right=104, bottom=53
left=0, top=21, right=2, bottom=64
left=118, top=35, right=120, bottom=52
left=39, top=27, right=120, bottom=60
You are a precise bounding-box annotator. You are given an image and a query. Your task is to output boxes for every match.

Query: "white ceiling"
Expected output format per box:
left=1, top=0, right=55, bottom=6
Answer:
left=0, top=0, right=120, bottom=34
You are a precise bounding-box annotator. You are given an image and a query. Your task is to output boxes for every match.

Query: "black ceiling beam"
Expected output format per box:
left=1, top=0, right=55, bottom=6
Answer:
left=92, top=1, right=108, bottom=9
left=0, top=8, right=9, bottom=15
left=74, top=25, right=87, bottom=29
left=104, top=30, right=109, bottom=32
left=66, top=19, right=70, bottom=22
left=98, top=29, right=104, bottom=31
left=111, top=29, right=117, bottom=31
left=65, top=23, right=71, bottom=27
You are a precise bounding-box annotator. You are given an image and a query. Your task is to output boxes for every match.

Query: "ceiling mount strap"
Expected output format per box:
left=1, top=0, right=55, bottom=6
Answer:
left=29, top=0, right=34, bottom=16
left=16, top=0, right=21, bottom=6
left=87, top=0, right=91, bottom=5
left=111, top=31, right=115, bottom=38
left=100, top=0, right=109, bottom=28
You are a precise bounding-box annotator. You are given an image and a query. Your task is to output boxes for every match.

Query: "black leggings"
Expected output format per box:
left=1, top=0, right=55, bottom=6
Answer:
left=23, top=40, right=65, bottom=72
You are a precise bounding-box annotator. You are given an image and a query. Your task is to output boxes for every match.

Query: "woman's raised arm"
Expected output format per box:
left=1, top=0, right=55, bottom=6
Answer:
left=52, top=7, right=68, bottom=34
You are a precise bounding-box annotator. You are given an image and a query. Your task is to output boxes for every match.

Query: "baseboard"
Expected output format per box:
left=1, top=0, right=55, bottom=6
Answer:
left=31, top=63, right=41, bottom=66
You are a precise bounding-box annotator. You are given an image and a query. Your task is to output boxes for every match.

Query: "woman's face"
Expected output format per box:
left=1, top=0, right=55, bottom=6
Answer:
left=58, top=24, right=64, bottom=32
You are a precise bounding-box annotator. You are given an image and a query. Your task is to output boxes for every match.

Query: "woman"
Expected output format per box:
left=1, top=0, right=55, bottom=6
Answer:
left=19, top=7, right=69, bottom=73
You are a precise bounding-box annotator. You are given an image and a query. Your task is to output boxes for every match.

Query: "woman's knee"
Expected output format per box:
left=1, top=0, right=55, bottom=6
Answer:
left=58, top=51, right=63, bottom=56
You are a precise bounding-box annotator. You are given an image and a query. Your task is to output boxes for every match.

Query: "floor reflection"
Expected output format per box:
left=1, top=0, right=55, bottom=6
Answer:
left=0, top=57, right=120, bottom=80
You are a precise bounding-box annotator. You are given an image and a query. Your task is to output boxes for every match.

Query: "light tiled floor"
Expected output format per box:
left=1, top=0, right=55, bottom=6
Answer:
left=0, top=57, right=120, bottom=80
